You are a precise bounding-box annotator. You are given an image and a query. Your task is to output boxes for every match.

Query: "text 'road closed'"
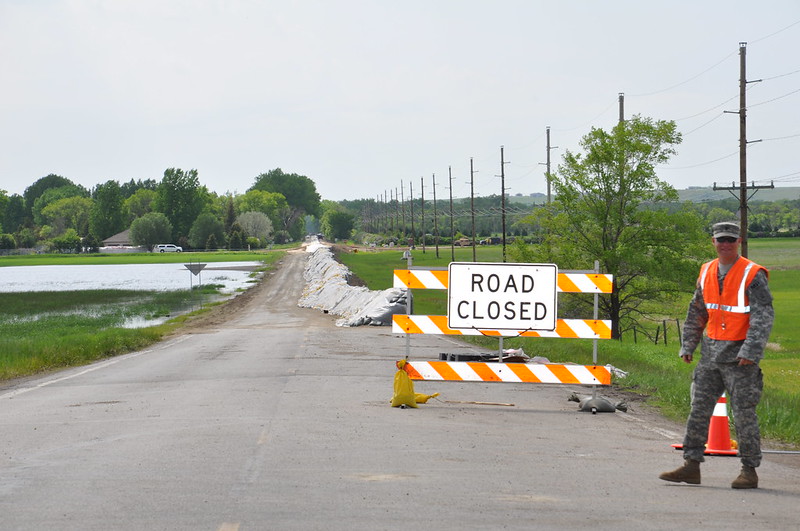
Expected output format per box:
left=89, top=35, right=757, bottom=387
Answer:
left=447, top=262, right=558, bottom=331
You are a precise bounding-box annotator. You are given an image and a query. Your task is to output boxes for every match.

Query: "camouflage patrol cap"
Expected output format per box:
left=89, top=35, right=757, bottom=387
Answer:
left=712, top=222, right=740, bottom=239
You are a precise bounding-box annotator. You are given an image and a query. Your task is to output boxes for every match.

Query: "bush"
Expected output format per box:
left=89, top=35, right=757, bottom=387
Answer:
left=0, top=233, right=16, bottom=250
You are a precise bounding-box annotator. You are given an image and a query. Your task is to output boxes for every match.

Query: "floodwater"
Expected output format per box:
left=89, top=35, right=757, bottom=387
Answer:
left=0, top=262, right=262, bottom=293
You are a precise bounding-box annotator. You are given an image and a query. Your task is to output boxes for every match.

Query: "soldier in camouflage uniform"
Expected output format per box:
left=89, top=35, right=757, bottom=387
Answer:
left=659, top=222, right=774, bottom=489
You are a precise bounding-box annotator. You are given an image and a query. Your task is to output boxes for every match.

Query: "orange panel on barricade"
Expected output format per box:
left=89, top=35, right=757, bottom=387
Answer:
left=404, top=361, right=612, bottom=386
left=393, top=269, right=613, bottom=294
left=392, top=314, right=612, bottom=340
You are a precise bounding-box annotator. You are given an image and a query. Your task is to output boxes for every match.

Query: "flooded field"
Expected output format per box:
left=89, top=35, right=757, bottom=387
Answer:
left=0, top=262, right=261, bottom=293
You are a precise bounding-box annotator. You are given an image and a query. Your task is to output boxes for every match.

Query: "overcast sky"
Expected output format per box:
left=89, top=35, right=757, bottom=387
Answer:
left=2, top=1, right=799, bottom=203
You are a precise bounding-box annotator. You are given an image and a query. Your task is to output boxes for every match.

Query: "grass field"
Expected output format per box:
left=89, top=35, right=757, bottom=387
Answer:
left=0, top=249, right=289, bottom=267
left=0, top=250, right=286, bottom=380
left=338, top=238, right=800, bottom=447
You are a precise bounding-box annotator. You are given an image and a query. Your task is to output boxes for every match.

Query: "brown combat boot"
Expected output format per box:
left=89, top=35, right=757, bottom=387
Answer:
left=659, top=459, right=701, bottom=485
left=731, top=465, right=758, bottom=489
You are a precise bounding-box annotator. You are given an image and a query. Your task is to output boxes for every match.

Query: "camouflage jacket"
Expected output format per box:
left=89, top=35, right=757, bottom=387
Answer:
left=679, top=268, right=774, bottom=364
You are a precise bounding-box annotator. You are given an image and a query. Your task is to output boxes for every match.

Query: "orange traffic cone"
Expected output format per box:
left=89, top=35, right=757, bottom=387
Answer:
left=671, top=393, right=739, bottom=456
left=703, top=394, right=739, bottom=455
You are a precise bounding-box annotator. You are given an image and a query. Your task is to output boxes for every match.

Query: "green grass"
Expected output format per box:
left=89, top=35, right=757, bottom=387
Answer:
left=0, top=249, right=287, bottom=267
left=339, top=239, right=800, bottom=447
left=0, top=251, right=286, bottom=380
left=0, top=290, right=189, bottom=379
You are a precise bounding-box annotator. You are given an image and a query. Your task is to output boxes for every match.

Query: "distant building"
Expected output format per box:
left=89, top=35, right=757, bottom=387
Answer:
left=102, top=229, right=132, bottom=246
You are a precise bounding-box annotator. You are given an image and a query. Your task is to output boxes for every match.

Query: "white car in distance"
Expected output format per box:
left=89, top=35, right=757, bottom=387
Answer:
left=154, top=244, right=183, bottom=252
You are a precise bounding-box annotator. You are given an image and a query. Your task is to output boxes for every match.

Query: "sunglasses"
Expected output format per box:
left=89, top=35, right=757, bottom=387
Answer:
left=715, top=236, right=737, bottom=243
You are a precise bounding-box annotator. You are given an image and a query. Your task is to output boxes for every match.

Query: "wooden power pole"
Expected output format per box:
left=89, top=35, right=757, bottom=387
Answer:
left=717, top=42, right=772, bottom=258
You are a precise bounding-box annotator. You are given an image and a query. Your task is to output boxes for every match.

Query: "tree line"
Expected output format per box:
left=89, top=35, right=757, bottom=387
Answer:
left=0, top=168, right=325, bottom=253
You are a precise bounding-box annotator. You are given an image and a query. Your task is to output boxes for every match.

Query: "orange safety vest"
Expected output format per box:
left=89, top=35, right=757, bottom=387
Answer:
left=698, top=257, right=768, bottom=341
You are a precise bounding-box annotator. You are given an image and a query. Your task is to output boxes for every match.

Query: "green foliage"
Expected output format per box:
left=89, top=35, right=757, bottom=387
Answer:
left=49, top=228, right=82, bottom=253
left=0, top=233, right=16, bottom=250
left=228, top=221, right=245, bottom=250
left=23, top=174, right=77, bottom=219
left=82, top=234, right=100, bottom=253
left=237, top=211, right=273, bottom=243
left=40, top=196, right=93, bottom=237
left=154, top=168, right=210, bottom=239
left=205, top=233, right=218, bottom=250
left=124, top=188, right=157, bottom=223
left=322, top=210, right=355, bottom=240
left=189, top=212, right=226, bottom=249
left=129, top=212, right=173, bottom=250
left=224, top=195, right=236, bottom=233
left=3, top=194, right=25, bottom=234
left=251, top=168, right=321, bottom=217
left=251, top=168, right=321, bottom=241
left=90, top=180, right=127, bottom=240
left=33, top=185, right=90, bottom=228
left=512, top=115, right=709, bottom=338
left=234, top=189, right=289, bottom=230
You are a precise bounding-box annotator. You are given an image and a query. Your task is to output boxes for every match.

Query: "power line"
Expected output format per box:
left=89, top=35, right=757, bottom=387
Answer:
left=660, top=150, right=739, bottom=170
left=628, top=51, right=737, bottom=98
left=750, top=18, right=800, bottom=44
left=749, top=86, right=800, bottom=108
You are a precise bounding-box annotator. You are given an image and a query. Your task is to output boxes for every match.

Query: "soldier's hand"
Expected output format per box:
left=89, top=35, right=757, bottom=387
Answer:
left=737, top=358, right=754, bottom=366
left=681, top=353, right=693, bottom=364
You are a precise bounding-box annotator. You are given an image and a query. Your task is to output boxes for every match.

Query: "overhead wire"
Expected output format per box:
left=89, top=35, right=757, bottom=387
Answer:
left=379, top=19, right=800, bottom=201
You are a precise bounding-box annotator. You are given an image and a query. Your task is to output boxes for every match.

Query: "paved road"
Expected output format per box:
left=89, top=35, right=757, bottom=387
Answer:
left=1, top=250, right=798, bottom=530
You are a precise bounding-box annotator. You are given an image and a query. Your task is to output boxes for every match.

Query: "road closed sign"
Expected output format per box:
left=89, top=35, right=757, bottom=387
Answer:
left=447, top=262, right=558, bottom=331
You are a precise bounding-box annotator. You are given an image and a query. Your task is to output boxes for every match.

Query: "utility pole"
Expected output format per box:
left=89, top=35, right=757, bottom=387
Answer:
left=470, top=158, right=477, bottom=262
left=618, top=92, right=624, bottom=123
left=420, top=176, right=426, bottom=253
left=449, top=166, right=455, bottom=262
left=717, top=41, right=771, bottom=258
left=500, top=146, right=509, bottom=262
left=392, top=188, right=398, bottom=235
left=400, top=182, right=406, bottom=238
left=432, top=173, right=440, bottom=258
left=409, top=180, right=415, bottom=249
left=544, top=126, right=558, bottom=205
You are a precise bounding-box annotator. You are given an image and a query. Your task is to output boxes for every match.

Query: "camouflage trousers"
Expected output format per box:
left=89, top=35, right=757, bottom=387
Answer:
left=682, top=360, right=763, bottom=467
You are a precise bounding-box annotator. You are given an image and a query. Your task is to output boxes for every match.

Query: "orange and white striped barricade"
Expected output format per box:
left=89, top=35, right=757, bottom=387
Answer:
left=392, top=268, right=613, bottom=340
left=403, top=360, right=611, bottom=385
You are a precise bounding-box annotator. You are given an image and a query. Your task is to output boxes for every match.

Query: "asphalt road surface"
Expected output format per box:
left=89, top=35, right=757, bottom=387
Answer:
left=1, top=249, right=798, bottom=530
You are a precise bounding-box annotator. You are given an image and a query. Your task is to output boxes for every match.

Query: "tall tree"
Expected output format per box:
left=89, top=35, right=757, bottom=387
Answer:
left=23, top=174, right=80, bottom=221
left=234, top=189, right=288, bottom=230
left=120, top=178, right=158, bottom=198
left=513, top=115, right=709, bottom=338
left=90, top=180, right=127, bottom=239
left=32, top=185, right=89, bottom=227
left=237, top=211, right=273, bottom=244
left=188, top=212, right=225, bottom=250
left=250, top=168, right=321, bottom=239
left=154, top=168, right=208, bottom=239
left=129, top=212, right=173, bottom=251
left=124, top=188, right=157, bottom=223
left=321, top=210, right=355, bottom=241
left=223, top=195, right=236, bottom=233
left=2, top=194, right=25, bottom=233
left=40, top=196, right=93, bottom=237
